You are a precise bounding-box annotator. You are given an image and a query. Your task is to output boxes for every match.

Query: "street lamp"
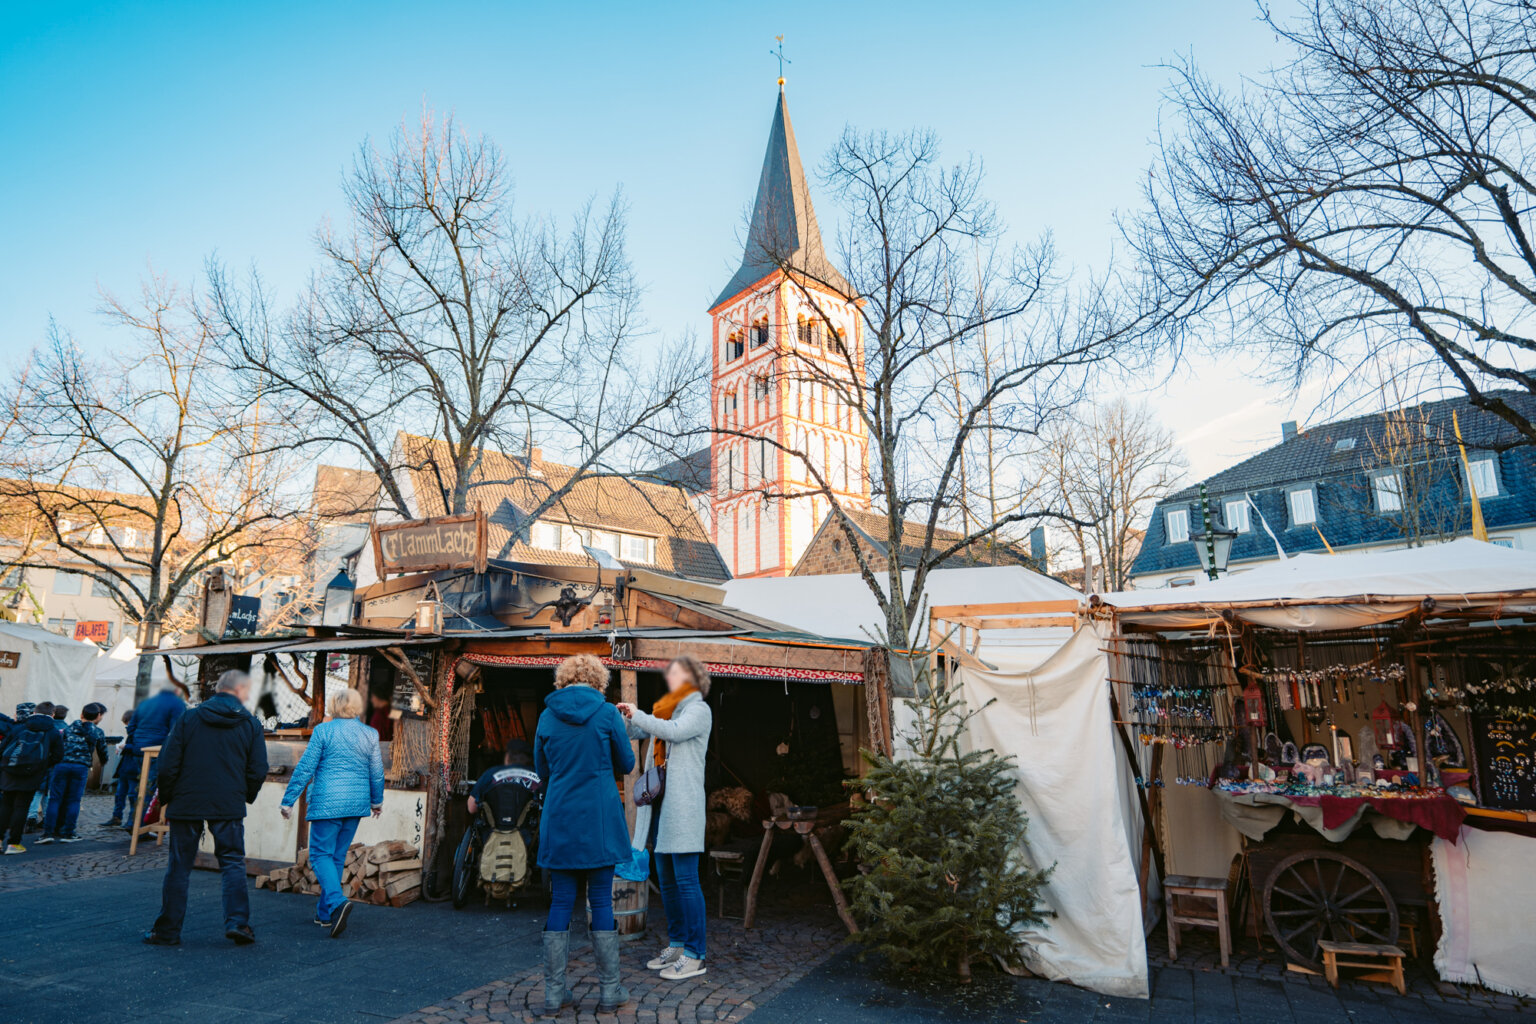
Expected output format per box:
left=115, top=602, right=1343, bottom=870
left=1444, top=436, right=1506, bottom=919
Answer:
left=1192, top=483, right=1238, bottom=580
left=320, top=565, right=356, bottom=628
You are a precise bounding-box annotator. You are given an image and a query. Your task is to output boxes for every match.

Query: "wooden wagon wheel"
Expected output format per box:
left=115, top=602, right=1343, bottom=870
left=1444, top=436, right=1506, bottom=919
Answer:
left=1262, top=850, right=1398, bottom=970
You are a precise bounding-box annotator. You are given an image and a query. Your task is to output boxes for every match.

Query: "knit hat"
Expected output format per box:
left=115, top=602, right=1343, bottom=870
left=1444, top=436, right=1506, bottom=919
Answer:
left=14, top=702, right=35, bottom=718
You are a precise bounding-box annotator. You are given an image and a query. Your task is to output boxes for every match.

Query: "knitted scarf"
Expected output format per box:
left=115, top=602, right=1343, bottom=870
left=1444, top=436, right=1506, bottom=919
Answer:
left=649, top=684, right=698, bottom=768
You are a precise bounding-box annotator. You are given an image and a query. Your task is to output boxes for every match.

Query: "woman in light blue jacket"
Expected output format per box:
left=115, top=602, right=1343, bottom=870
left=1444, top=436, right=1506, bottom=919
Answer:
left=281, top=689, right=383, bottom=937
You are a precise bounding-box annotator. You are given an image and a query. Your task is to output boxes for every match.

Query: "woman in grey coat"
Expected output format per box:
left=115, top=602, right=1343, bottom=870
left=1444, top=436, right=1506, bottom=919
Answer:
left=617, top=655, right=712, bottom=982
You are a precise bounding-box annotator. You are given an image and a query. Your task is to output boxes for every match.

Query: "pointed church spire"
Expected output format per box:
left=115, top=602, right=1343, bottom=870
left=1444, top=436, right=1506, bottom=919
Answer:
left=710, top=89, right=853, bottom=310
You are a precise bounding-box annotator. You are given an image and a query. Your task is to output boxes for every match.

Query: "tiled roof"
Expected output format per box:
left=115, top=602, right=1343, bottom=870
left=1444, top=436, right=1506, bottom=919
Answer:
left=400, top=436, right=730, bottom=582
left=821, top=507, right=1040, bottom=571
left=312, top=465, right=379, bottom=522
left=647, top=447, right=712, bottom=494
left=1131, top=390, right=1536, bottom=577
left=710, top=89, right=853, bottom=310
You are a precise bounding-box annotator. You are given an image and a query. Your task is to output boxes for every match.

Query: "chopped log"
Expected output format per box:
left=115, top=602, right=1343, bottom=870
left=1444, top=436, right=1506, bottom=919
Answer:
left=368, top=887, right=389, bottom=905
left=384, top=872, right=422, bottom=897
left=388, top=889, right=420, bottom=907
left=380, top=858, right=422, bottom=873
left=366, top=840, right=412, bottom=864
left=254, top=875, right=269, bottom=889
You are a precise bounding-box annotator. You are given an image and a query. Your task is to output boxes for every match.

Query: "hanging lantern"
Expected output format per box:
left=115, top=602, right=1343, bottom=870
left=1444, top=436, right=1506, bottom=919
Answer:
left=1241, top=679, right=1268, bottom=730
left=413, top=581, right=443, bottom=637
left=1371, top=701, right=1400, bottom=749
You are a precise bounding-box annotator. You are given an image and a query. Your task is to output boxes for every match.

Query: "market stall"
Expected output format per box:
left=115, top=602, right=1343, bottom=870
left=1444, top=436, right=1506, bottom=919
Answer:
left=1094, top=540, right=1536, bottom=993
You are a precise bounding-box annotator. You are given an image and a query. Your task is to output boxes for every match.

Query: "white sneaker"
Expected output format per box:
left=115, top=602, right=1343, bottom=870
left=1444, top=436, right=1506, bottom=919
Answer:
left=659, top=956, right=706, bottom=981
left=647, top=946, right=684, bottom=970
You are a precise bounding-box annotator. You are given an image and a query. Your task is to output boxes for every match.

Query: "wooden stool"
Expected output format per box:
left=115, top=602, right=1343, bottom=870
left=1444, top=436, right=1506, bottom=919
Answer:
left=708, top=849, right=745, bottom=919
left=1318, top=940, right=1406, bottom=995
left=1164, top=873, right=1231, bottom=967
left=128, top=746, right=167, bottom=857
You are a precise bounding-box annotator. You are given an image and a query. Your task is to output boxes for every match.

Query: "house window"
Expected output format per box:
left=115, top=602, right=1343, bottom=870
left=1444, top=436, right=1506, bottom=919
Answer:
left=1468, top=458, right=1499, bottom=498
left=752, top=376, right=770, bottom=402
left=797, top=317, right=819, bottom=348
left=1165, top=509, right=1190, bottom=544
left=621, top=534, right=655, bottom=562
left=1374, top=472, right=1403, bottom=512
left=726, top=332, right=744, bottom=361
left=723, top=449, right=738, bottom=493
left=1223, top=499, right=1250, bottom=533
left=828, top=327, right=846, bottom=357
left=52, top=571, right=83, bottom=596
left=91, top=577, right=115, bottom=598
left=530, top=521, right=561, bottom=549
left=723, top=390, right=739, bottom=423
left=1168, top=577, right=1197, bottom=588
left=1288, top=488, right=1317, bottom=527
left=1490, top=536, right=1515, bottom=549
left=46, top=617, right=77, bottom=635
left=751, top=317, right=769, bottom=348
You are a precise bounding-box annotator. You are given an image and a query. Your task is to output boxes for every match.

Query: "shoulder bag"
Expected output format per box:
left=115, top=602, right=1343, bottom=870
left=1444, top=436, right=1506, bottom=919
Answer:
left=632, top=736, right=666, bottom=807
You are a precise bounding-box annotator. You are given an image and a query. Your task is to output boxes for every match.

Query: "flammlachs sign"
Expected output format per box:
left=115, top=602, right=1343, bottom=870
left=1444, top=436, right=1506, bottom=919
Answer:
left=372, top=511, right=488, bottom=577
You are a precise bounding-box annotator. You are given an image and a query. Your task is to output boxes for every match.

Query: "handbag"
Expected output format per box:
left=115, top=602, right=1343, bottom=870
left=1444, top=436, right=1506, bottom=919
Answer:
left=632, top=737, right=666, bottom=807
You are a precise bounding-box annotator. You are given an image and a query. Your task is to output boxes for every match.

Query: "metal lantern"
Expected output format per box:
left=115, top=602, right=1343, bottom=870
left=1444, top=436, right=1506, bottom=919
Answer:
left=1241, top=679, right=1268, bottom=730
left=320, top=566, right=356, bottom=629
left=412, top=581, right=443, bottom=636
left=1371, top=700, right=1400, bottom=750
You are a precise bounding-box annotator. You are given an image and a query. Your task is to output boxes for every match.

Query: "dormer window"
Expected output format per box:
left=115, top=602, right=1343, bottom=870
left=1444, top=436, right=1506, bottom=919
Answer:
left=1288, top=487, right=1317, bottom=526
left=1467, top=457, right=1499, bottom=498
left=1165, top=508, right=1190, bottom=544
left=1373, top=471, right=1403, bottom=512
left=1223, top=499, right=1250, bottom=533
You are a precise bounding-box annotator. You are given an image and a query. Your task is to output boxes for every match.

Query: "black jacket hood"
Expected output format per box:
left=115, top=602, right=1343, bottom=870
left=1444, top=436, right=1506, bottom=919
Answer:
left=194, top=693, right=251, bottom=729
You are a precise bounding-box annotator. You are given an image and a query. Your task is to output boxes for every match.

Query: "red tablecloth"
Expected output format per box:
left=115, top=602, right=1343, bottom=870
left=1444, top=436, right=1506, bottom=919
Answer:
left=1298, top=793, right=1467, bottom=842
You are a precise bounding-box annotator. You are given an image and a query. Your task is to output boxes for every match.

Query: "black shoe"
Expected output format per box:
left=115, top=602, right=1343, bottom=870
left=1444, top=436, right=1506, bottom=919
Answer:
left=143, top=931, right=180, bottom=946
left=312, top=916, right=331, bottom=926
left=226, top=926, right=256, bottom=945
left=329, top=901, right=353, bottom=939
left=106, top=817, right=122, bottom=826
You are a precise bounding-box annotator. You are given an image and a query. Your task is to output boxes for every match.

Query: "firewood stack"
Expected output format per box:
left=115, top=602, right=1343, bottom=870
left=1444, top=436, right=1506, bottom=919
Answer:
left=254, top=840, right=423, bottom=907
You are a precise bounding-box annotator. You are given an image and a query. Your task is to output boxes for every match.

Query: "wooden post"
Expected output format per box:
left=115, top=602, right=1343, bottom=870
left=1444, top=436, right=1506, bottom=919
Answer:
left=310, top=652, right=326, bottom=724
left=620, top=669, right=638, bottom=832
left=128, top=746, right=162, bottom=856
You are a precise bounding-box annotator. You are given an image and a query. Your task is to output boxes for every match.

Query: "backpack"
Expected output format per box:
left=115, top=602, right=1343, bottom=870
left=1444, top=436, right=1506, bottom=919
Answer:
left=479, top=801, right=536, bottom=889
left=5, top=727, right=51, bottom=773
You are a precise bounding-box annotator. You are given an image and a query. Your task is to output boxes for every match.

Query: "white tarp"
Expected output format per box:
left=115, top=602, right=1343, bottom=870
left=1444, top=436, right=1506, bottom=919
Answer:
left=0, top=621, right=100, bottom=718
left=92, top=638, right=182, bottom=732
left=954, top=627, right=1148, bottom=998
left=1103, top=538, right=1536, bottom=630
left=1432, top=827, right=1536, bottom=997
left=723, top=565, right=1081, bottom=649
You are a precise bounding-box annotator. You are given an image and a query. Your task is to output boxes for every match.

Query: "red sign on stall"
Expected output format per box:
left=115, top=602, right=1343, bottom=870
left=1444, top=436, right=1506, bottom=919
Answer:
left=74, top=621, right=112, bottom=644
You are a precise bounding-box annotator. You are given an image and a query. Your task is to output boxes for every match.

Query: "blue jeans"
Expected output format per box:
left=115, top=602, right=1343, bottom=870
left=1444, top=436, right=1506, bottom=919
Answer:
left=113, top=774, right=137, bottom=821
left=547, top=866, right=615, bottom=932
left=656, top=852, right=706, bottom=960
left=43, top=762, right=88, bottom=836
left=28, top=768, right=52, bottom=819
left=308, top=817, right=362, bottom=921
left=151, top=819, right=249, bottom=939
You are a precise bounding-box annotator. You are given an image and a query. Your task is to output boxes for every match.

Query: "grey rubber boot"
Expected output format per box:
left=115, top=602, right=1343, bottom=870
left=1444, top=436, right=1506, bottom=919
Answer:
left=592, top=929, right=630, bottom=1013
left=541, top=930, right=574, bottom=1016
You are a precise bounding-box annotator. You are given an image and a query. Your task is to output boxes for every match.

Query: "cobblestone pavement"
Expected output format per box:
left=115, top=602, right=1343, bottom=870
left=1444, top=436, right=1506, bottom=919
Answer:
left=388, top=910, right=845, bottom=1024
left=0, top=791, right=165, bottom=892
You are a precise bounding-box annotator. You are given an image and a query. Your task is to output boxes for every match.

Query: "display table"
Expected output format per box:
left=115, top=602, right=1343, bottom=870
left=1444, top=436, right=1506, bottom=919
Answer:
left=742, top=813, right=857, bottom=935
left=1214, top=783, right=1465, bottom=843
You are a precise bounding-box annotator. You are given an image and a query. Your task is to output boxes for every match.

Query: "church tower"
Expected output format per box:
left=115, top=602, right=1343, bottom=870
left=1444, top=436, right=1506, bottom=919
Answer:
left=708, top=87, right=869, bottom=578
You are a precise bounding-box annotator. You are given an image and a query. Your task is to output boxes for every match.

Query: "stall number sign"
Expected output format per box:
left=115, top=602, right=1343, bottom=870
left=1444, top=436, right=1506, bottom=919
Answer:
left=373, top=512, right=485, bottom=576
left=74, top=621, right=112, bottom=644
left=0, top=650, right=18, bottom=669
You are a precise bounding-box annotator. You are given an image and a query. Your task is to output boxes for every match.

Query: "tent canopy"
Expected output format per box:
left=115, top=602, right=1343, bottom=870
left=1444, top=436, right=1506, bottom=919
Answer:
left=1100, top=538, right=1536, bottom=631
left=0, top=621, right=100, bottom=718
left=723, top=566, right=1081, bottom=649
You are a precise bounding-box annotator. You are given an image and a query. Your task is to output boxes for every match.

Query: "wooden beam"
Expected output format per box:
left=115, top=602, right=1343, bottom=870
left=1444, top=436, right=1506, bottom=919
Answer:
left=457, top=636, right=610, bottom=658
left=937, top=615, right=1079, bottom=630
left=930, top=600, right=1079, bottom=618
left=631, top=590, right=738, bottom=632
left=630, top=636, right=860, bottom=674
left=620, top=669, right=638, bottom=834
left=927, top=629, right=988, bottom=671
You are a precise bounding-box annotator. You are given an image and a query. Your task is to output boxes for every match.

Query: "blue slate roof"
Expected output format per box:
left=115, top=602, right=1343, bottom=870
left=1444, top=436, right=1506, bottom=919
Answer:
left=1130, top=390, right=1536, bottom=578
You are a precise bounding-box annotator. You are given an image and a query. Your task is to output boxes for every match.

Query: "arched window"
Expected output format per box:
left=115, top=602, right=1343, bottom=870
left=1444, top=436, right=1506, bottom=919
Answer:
left=727, top=330, right=744, bottom=362
left=752, top=315, right=769, bottom=348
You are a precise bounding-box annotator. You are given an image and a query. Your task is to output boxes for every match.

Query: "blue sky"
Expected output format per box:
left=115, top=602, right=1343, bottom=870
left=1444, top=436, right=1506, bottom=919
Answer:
left=0, top=1, right=1306, bottom=477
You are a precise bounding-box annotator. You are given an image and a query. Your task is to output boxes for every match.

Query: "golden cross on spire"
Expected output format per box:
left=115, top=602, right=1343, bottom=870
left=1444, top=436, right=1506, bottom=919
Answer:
left=771, top=35, right=790, bottom=87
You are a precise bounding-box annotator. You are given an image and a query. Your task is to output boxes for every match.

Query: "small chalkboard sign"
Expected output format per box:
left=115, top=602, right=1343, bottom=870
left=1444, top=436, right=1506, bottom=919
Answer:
left=1471, top=713, right=1536, bottom=811
left=390, top=646, right=435, bottom=720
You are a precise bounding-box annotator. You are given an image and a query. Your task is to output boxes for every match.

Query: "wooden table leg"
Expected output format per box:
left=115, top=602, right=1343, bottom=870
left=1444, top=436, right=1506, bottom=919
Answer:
left=742, top=825, right=775, bottom=929
left=128, top=750, right=153, bottom=857
left=805, top=831, right=858, bottom=936
left=1323, top=950, right=1339, bottom=989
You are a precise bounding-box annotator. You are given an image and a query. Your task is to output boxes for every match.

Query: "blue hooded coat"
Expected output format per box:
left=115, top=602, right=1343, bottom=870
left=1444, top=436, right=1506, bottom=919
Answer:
left=533, top=686, right=635, bottom=870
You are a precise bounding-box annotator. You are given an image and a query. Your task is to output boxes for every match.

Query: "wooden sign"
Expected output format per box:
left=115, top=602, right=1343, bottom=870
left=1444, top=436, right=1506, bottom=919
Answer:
left=0, top=650, right=19, bottom=669
left=373, top=511, right=487, bottom=577
left=224, top=595, right=261, bottom=637
left=74, top=621, right=112, bottom=644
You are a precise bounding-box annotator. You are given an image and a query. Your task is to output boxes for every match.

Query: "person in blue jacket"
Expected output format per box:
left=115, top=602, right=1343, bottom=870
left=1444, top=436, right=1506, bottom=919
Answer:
left=281, top=688, right=383, bottom=939
left=127, top=684, right=187, bottom=811
left=533, top=654, right=635, bottom=1016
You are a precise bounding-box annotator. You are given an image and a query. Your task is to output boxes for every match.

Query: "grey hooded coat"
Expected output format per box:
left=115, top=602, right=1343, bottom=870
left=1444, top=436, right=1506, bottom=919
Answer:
left=627, top=692, right=711, bottom=855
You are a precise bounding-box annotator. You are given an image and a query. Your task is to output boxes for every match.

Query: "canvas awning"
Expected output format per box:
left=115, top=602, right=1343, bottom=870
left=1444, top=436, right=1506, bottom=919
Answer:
left=1099, top=538, right=1536, bottom=631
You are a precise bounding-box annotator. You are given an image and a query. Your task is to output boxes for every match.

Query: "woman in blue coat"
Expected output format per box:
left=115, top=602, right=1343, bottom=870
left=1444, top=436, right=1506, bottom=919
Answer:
left=534, top=654, right=636, bottom=1016
left=281, top=689, right=383, bottom=938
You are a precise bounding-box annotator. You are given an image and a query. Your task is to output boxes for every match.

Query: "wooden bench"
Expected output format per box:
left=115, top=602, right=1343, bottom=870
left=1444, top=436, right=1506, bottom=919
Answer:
left=1164, top=873, right=1230, bottom=967
left=1318, top=940, right=1406, bottom=995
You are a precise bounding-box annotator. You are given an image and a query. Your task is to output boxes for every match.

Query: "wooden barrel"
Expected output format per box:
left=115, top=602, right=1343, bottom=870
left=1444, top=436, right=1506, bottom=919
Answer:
left=589, top=876, right=648, bottom=941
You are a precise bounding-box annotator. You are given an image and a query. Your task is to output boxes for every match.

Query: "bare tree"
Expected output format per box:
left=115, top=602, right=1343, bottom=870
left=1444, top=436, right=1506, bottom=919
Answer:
left=1042, top=399, right=1186, bottom=591
left=748, top=128, right=1138, bottom=648
left=1129, top=0, right=1536, bottom=443
left=209, top=110, right=702, bottom=527
left=1, top=276, right=300, bottom=702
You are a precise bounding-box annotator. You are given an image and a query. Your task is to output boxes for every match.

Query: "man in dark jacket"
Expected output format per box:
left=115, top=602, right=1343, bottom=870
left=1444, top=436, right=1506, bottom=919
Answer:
left=127, top=685, right=187, bottom=805
left=144, top=671, right=268, bottom=946
left=1, top=702, right=64, bottom=854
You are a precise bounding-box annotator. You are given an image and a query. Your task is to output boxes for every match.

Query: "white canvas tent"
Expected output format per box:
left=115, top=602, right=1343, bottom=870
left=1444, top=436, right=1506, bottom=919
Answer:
left=92, top=638, right=182, bottom=732
left=723, top=568, right=1149, bottom=998
left=0, top=621, right=100, bottom=719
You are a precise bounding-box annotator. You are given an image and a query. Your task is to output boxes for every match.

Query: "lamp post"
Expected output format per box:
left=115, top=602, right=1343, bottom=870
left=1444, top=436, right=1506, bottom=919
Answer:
left=1192, top=483, right=1238, bottom=580
left=320, top=565, right=356, bottom=629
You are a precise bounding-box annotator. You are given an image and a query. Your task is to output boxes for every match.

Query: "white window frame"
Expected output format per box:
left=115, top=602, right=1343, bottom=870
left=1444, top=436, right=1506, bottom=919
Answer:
left=1467, top=457, right=1499, bottom=498
left=1288, top=487, right=1317, bottom=527
left=52, top=570, right=83, bottom=596
left=1165, top=508, right=1190, bottom=544
left=1223, top=499, right=1250, bottom=533
left=1373, top=471, right=1403, bottom=513
left=621, top=534, right=654, bottom=563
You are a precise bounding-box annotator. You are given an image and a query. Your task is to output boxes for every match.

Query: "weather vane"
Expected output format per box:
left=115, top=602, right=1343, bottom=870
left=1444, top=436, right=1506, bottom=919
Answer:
left=771, top=35, right=790, bottom=86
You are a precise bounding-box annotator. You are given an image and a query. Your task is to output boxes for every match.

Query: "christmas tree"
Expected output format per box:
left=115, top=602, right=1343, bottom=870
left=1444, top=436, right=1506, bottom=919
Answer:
left=844, top=678, right=1052, bottom=982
